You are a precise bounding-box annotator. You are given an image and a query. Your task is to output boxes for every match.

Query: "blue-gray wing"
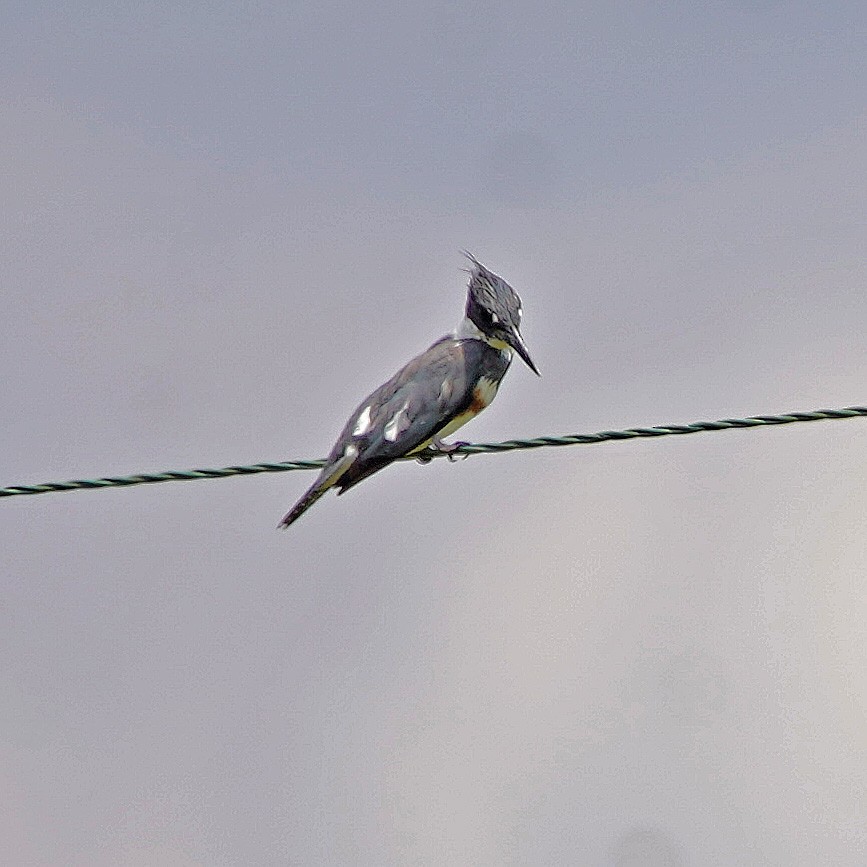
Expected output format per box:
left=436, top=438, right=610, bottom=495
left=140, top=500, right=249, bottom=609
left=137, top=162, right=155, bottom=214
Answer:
left=279, top=336, right=508, bottom=526
left=329, top=337, right=486, bottom=492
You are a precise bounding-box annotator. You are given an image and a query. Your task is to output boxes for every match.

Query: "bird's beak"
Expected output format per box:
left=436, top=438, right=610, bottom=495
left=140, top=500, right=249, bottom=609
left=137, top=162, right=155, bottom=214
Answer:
left=508, top=327, right=540, bottom=376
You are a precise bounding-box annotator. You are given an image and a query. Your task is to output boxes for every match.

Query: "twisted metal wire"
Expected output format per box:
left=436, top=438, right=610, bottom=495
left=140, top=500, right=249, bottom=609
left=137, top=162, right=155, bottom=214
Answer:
left=2, top=406, right=865, bottom=499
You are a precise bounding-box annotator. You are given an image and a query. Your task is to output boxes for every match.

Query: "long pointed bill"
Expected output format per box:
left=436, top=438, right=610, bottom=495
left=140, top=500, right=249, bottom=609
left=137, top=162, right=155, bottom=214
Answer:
left=508, top=328, right=540, bottom=376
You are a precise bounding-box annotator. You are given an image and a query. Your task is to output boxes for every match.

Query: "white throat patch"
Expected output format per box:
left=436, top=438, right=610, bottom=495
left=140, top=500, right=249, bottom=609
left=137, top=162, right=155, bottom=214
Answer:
left=454, top=316, right=513, bottom=360
left=455, top=315, right=485, bottom=340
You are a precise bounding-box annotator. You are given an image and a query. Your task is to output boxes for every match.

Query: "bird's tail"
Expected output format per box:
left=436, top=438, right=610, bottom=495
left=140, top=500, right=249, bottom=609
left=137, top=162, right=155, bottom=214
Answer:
left=277, top=451, right=355, bottom=529
left=278, top=480, right=331, bottom=529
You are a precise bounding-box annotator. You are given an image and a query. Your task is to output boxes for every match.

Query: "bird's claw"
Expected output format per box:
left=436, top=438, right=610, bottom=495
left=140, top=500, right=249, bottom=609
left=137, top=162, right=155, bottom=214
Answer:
left=416, top=439, right=470, bottom=464
left=443, top=440, right=470, bottom=462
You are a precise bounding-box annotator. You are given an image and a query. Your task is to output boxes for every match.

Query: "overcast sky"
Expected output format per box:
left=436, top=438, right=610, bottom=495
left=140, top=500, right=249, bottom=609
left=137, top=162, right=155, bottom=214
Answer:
left=2, top=3, right=866, bottom=865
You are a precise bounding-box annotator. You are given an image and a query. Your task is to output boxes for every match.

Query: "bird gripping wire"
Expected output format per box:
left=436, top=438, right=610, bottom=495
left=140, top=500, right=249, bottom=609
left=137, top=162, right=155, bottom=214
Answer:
left=2, top=406, right=865, bottom=500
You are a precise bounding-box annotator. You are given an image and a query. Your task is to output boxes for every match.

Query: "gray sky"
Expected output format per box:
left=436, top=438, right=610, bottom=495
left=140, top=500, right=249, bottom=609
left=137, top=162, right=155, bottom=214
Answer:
left=2, top=3, right=866, bottom=865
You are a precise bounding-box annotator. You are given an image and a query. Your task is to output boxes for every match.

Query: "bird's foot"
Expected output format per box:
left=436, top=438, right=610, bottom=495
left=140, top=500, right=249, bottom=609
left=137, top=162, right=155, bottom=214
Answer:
left=436, top=438, right=470, bottom=462
left=415, top=438, right=469, bottom=464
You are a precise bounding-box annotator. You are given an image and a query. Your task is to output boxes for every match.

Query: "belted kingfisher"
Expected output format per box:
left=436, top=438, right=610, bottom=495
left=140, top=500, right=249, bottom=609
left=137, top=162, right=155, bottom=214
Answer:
left=278, top=254, right=539, bottom=528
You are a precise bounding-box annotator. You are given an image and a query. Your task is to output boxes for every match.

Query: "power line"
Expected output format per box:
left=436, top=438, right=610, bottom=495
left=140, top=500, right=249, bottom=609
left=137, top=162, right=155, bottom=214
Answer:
left=2, top=406, right=865, bottom=500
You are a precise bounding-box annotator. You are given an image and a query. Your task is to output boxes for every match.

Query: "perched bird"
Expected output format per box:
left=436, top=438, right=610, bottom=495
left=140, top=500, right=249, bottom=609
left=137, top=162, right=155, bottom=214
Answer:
left=278, top=254, right=539, bottom=528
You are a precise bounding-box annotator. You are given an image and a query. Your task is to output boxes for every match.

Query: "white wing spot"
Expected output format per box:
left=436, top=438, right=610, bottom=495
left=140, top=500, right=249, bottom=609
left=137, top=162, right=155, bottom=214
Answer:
left=344, top=443, right=358, bottom=459
left=439, top=379, right=453, bottom=402
left=353, top=405, right=373, bottom=437
left=384, top=405, right=408, bottom=442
